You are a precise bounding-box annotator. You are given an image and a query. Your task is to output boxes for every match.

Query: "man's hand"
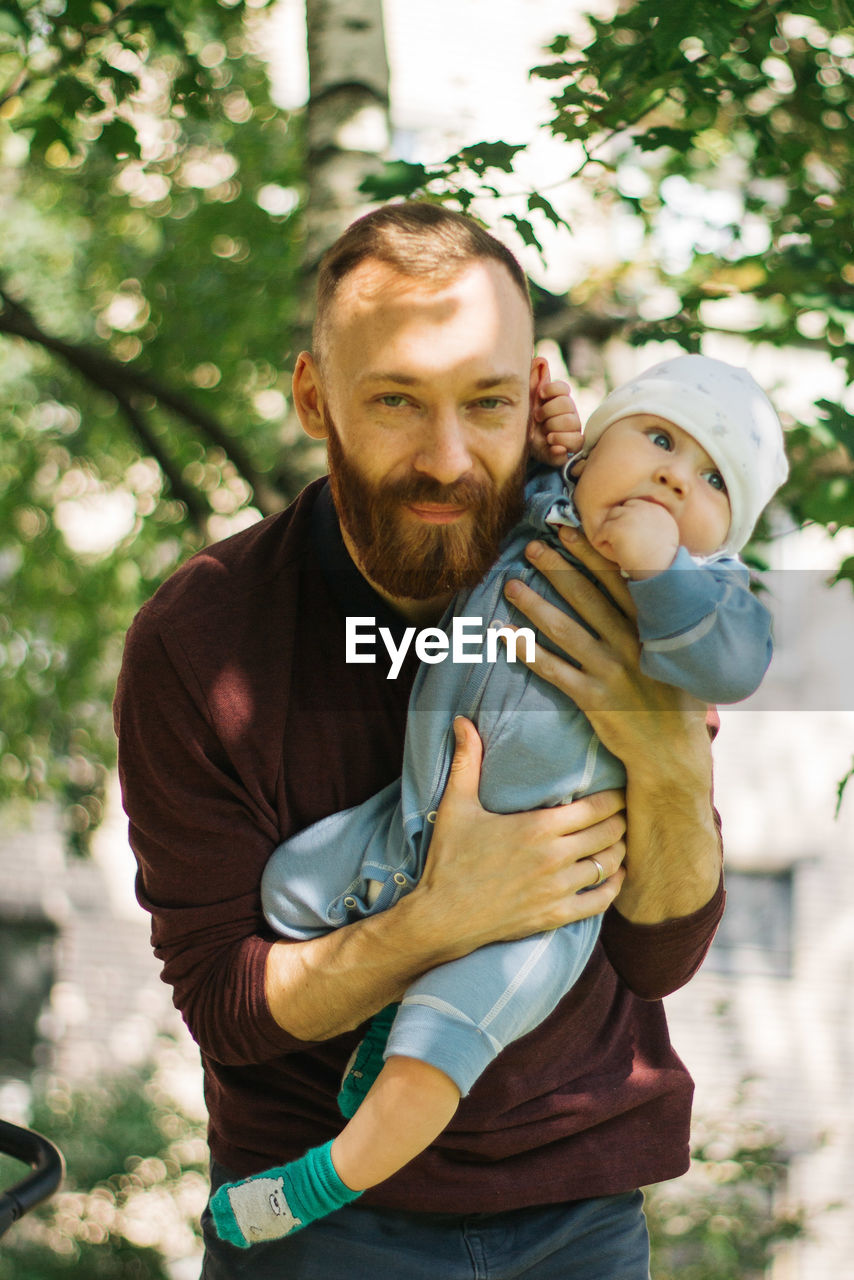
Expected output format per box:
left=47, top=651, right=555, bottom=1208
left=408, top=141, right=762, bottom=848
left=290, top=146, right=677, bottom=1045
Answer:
left=409, top=716, right=626, bottom=955
left=266, top=712, right=626, bottom=1043
left=502, top=527, right=721, bottom=924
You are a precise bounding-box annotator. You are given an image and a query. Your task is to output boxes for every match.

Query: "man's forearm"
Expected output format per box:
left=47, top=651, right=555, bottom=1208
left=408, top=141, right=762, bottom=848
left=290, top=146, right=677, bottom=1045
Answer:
left=611, top=732, right=722, bottom=924
left=265, top=864, right=526, bottom=1042
left=265, top=890, right=453, bottom=1041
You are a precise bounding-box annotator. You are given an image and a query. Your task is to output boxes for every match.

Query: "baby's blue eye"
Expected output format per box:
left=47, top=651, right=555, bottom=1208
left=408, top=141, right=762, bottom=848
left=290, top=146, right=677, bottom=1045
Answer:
left=649, top=430, right=672, bottom=450
left=705, top=471, right=727, bottom=493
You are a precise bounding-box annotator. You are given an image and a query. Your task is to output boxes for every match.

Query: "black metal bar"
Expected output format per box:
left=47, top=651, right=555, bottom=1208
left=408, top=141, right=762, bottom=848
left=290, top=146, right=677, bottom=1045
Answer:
left=0, top=1119, right=65, bottom=1237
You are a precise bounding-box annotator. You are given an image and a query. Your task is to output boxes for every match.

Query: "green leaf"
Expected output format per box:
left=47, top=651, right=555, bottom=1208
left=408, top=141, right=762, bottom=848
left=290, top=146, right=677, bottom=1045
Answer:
left=530, top=58, right=582, bottom=81
left=834, top=753, right=854, bottom=817
left=454, top=140, right=527, bottom=175
left=502, top=213, right=543, bottom=253
left=359, top=160, right=432, bottom=200
left=97, top=62, right=140, bottom=104
left=28, top=116, right=75, bottom=157
left=815, top=399, right=854, bottom=456
left=99, top=118, right=141, bottom=159
left=635, top=126, right=695, bottom=152
left=59, top=0, right=101, bottom=25
left=46, top=75, right=104, bottom=116
left=527, top=192, right=569, bottom=231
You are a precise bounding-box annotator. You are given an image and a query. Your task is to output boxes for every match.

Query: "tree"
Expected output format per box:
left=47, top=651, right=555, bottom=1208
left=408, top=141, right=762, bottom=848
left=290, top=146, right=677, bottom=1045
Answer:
left=367, top=0, right=854, bottom=572
left=3, top=0, right=853, bottom=822
left=300, top=0, right=389, bottom=342
left=0, top=1051, right=208, bottom=1277
left=0, top=0, right=390, bottom=837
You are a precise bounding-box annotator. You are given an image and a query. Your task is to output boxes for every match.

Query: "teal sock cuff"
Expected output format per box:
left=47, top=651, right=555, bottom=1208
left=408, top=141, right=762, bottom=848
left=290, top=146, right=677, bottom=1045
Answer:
left=305, top=1140, right=362, bottom=1212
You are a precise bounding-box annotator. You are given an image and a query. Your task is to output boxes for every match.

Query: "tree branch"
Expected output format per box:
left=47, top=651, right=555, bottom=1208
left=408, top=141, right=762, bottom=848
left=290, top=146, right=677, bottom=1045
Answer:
left=0, top=284, right=286, bottom=516
left=110, top=386, right=210, bottom=532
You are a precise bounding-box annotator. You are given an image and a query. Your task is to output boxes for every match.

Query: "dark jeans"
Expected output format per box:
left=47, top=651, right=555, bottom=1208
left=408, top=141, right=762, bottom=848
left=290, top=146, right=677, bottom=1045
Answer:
left=200, top=1160, right=651, bottom=1279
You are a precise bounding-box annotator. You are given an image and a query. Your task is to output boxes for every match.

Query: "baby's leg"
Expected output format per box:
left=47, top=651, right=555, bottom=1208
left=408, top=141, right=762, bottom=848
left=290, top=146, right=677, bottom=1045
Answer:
left=332, top=1055, right=461, bottom=1191
left=210, top=1057, right=459, bottom=1249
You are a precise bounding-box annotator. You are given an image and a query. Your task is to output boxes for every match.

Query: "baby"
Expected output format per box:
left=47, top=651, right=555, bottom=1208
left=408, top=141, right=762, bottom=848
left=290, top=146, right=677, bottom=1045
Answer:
left=212, top=354, right=788, bottom=1248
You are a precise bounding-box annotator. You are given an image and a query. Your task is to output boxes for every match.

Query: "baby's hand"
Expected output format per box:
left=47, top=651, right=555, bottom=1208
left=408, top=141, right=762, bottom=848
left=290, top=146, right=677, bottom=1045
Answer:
left=531, top=377, right=583, bottom=464
left=594, top=499, right=680, bottom=579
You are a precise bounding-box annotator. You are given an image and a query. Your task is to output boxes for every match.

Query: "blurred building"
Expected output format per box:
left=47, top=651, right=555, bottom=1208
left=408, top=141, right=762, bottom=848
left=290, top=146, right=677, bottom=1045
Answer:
left=0, top=792, right=183, bottom=1101
left=664, top=525, right=854, bottom=1279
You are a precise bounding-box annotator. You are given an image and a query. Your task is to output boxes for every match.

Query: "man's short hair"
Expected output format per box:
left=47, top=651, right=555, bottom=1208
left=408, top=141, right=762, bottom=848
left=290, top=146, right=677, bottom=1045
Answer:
left=313, top=201, right=532, bottom=364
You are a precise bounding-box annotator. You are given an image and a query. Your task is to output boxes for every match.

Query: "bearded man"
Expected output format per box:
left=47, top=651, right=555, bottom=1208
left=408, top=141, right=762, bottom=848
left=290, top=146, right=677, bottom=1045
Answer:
left=114, top=202, right=723, bottom=1280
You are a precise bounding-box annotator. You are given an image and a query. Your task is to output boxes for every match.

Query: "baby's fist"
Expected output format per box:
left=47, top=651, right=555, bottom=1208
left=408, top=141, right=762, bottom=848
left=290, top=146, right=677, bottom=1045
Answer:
left=595, top=499, right=680, bottom=579
left=531, top=378, right=583, bottom=464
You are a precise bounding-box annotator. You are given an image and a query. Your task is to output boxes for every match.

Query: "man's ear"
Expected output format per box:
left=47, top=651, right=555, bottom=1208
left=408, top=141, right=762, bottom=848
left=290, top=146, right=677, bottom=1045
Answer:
left=529, top=355, right=549, bottom=402
left=292, top=352, right=328, bottom=440
left=527, top=354, right=549, bottom=440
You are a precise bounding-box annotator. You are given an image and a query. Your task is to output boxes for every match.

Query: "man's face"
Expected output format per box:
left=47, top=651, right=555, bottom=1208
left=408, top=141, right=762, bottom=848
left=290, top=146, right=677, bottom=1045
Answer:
left=310, top=258, right=538, bottom=602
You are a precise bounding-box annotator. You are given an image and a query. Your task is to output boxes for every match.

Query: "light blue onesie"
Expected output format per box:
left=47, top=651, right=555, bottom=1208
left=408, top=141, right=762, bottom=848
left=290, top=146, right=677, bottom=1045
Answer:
left=262, top=464, right=772, bottom=1095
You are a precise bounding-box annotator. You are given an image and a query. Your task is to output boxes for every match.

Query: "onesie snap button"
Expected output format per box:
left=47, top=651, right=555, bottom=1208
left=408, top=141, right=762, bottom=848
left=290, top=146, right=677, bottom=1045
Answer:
left=343, top=896, right=357, bottom=909
left=426, top=810, right=437, bottom=824
left=393, top=873, right=407, bottom=886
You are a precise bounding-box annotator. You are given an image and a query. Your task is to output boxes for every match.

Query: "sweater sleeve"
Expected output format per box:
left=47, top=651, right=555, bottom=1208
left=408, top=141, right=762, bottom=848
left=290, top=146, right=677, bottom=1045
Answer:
left=627, top=549, right=773, bottom=703
left=114, top=606, right=309, bottom=1068
left=600, top=868, right=725, bottom=1001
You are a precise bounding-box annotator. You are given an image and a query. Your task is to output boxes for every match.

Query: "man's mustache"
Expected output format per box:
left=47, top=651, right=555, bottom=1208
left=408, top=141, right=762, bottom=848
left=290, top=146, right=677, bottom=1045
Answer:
left=382, top=474, right=490, bottom=507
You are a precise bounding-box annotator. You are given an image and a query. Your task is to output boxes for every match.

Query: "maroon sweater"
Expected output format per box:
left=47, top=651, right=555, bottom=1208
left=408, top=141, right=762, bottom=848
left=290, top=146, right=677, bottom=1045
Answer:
left=114, top=477, right=724, bottom=1213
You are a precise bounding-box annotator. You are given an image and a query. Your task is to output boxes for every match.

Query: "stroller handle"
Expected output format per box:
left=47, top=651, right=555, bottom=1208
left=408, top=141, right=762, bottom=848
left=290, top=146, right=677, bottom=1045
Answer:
left=0, top=1119, right=65, bottom=1238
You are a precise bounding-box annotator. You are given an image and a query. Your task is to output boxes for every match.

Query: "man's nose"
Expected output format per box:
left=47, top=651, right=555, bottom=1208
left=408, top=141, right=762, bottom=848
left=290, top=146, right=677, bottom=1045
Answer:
left=413, top=413, right=473, bottom=484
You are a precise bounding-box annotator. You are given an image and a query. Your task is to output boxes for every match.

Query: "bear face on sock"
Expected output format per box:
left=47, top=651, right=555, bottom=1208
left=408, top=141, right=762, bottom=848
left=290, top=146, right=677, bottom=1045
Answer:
left=226, top=1175, right=303, bottom=1242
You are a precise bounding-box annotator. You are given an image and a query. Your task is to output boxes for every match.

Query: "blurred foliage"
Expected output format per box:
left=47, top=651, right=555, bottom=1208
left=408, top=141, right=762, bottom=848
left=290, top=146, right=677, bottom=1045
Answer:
left=3, top=0, right=854, bottom=827
left=645, top=1100, right=810, bottom=1278
left=0, top=0, right=315, bottom=830
left=0, top=1053, right=208, bottom=1277
left=0, top=1068, right=812, bottom=1277
left=365, top=0, right=854, bottom=568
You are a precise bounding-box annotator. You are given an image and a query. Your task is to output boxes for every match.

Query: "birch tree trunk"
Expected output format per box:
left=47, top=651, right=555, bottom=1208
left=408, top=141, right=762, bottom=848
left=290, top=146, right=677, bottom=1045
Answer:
left=296, top=0, right=390, bottom=349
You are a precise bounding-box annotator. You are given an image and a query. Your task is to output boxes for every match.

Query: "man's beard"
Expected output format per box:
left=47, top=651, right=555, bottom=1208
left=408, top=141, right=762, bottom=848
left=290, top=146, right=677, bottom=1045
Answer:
left=325, top=411, right=527, bottom=600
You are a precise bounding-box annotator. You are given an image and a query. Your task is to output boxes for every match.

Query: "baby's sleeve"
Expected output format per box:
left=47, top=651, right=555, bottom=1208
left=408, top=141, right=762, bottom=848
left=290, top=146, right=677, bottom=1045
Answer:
left=627, top=548, right=773, bottom=703
left=261, top=781, right=417, bottom=939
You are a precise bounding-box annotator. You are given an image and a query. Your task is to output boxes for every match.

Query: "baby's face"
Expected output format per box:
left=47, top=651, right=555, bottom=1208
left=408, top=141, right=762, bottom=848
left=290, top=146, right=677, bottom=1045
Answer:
left=573, top=414, right=732, bottom=557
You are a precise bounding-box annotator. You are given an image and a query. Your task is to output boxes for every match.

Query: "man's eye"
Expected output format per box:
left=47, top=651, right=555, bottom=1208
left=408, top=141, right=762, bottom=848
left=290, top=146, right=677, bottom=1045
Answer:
left=472, top=397, right=505, bottom=411
left=378, top=394, right=409, bottom=408
left=649, top=430, right=672, bottom=450
left=705, top=470, right=727, bottom=493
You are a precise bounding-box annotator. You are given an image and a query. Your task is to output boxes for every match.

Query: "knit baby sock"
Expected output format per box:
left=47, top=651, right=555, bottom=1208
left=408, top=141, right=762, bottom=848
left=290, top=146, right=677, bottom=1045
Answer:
left=338, top=1003, right=399, bottom=1119
left=210, top=1140, right=361, bottom=1249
